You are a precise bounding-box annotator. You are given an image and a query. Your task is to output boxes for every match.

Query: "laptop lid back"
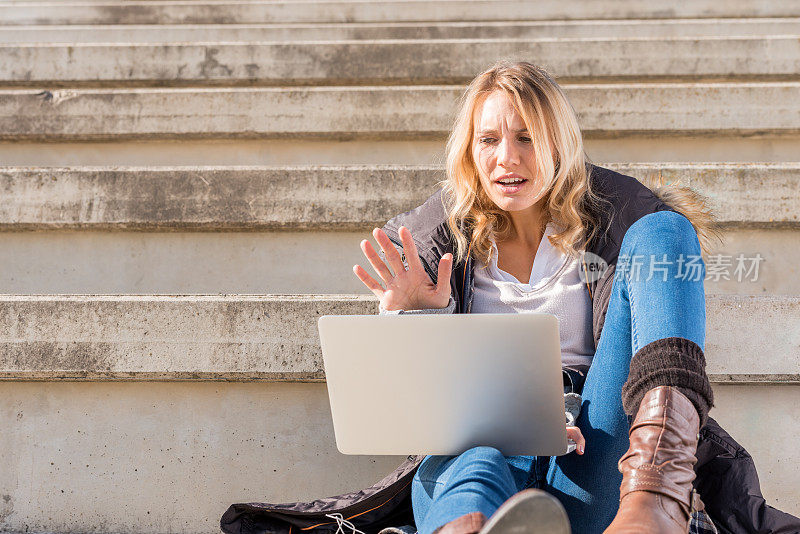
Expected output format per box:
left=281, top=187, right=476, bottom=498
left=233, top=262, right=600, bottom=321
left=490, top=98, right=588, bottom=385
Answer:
left=318, top=313, right=567, bottom=456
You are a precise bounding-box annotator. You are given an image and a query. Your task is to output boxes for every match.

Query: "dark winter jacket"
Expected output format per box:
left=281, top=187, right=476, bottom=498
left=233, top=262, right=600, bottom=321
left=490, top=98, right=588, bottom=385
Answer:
left=222, top=164, right=800, bottom=534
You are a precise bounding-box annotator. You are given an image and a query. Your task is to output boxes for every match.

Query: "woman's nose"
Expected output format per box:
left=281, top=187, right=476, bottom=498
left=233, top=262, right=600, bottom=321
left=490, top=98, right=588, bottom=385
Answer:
left=496, top=136, right=519, bottom=168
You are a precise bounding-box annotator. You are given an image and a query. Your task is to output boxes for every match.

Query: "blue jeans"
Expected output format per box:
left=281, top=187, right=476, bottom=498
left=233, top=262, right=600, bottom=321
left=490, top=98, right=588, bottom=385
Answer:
left=412, top=211, right=707, bottom=534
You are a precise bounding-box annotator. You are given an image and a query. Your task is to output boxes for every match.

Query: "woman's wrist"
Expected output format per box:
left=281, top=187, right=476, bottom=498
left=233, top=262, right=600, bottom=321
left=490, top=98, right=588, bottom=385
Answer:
left=378, top=296, right=456, bottom=315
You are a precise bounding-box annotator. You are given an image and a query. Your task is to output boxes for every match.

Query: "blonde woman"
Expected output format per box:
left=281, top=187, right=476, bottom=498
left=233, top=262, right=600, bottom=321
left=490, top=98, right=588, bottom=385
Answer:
left=222, top=62, right=800, bottom=534
left=353, top=61, right=717, bottom=534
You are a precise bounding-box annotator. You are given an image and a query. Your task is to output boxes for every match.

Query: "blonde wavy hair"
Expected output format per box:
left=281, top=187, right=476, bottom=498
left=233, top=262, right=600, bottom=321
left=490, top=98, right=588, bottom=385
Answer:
left=443, top=60, right=606, bottom=266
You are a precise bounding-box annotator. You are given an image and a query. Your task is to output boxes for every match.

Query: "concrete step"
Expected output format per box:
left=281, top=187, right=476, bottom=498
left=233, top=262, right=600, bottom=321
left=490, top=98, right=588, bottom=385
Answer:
left=0, top=227, right=795, bottom=295
left=0, top=164, right=795, bottom=296
left=4, top=37, right=800, bottom=86
left=1, top=164, right=797, bottom=230
left=2, top=136, right=800, bottom=167
left=0, top=380, right=410, bottom=534
left=711, top=384, right=799, bottom=515
left=1, top=381, right=792, bottom=533
left=4, top=83, right=800, bottom=141
left=0, top=296, right=797, bottom=530
left=0, top=294, right=796, bottom=382
left=1, top=18, right=799, bottom=43
left=5, top=19, right=800, bottom=43
left=4, top=1, right=800, bottom=26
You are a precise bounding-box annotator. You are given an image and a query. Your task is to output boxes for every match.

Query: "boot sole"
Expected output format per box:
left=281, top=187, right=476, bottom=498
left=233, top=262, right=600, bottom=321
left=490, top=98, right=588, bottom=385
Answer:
left=480, top=489, right=570, bottom=534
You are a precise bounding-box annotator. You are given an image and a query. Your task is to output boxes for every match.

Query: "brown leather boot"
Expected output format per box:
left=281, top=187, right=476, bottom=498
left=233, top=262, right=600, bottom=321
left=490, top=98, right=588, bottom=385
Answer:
left=604, top=386, right=700, bottom=534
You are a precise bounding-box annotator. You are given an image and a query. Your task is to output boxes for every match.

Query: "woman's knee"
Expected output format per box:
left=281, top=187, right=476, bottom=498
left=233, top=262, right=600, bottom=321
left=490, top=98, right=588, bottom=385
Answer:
left=444, top=446, right=508, bottom=476
left=456, top=446, right=506, bottom=467
left=415, top=455, right=452, bottom=487
left=413, top=447, right=511, bottom=496
left=620, top=210, right=702, bottom=259
left=414, top=447, right=504, bottom=483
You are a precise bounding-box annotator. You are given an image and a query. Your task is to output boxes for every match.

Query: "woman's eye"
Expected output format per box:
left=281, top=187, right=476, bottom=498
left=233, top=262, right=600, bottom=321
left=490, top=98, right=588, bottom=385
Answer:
left=479, top=137, right=496, bottom=144
left=518, top=136, right=532, bottom=144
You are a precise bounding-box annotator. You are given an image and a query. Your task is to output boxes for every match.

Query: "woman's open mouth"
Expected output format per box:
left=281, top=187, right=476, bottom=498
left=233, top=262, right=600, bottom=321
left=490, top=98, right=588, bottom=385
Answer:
left=495, top=175, right=528, bottom=193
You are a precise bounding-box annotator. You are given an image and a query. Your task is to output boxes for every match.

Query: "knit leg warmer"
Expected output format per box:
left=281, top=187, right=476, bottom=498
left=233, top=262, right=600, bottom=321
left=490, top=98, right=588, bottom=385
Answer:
left=622, top=337, right=714, bottom=426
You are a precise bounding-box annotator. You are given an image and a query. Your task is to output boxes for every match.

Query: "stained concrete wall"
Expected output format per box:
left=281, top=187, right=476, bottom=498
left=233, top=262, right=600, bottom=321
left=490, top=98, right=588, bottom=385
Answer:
left=4, top=84, right=800, bottom=141
left=0, top=163, right=796, bottom=295
left=706, top=384, right=800, bottom=515
left=0, top=295, right=796, bottom=382
left=3, top=0, right=800, bottom=26
left=2, top=137, right=800, bottom=167
left=0, top=381, right=405, bottom=533
left=0, top=292, right=796, bottom=532
left=5, top=19, right=800, bottom=44
left=0, top=164, right=797, bottom=229
left=0, top=228, right=796, bottom=295
left=0, top=382, right=795, bottom=534
left=5, top=38, right=800, bottom=85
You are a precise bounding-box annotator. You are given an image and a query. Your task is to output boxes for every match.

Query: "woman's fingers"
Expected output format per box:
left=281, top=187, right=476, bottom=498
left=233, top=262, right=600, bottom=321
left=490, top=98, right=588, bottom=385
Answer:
left=373, top=228, right=406, bottom=275
left=398, top=226, right=426, bottom=274
left=353, top=264, right=385, bottom=299
left=436, top=253, right=453, bottom=295
left=360, top=239, right=394, bottom=284
left=566, top=426, right=586, bottom=455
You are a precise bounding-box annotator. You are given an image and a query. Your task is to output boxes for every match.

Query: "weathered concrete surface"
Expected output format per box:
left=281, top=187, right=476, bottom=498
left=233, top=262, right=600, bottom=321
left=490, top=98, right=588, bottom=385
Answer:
left=0, top=294, right=372, bottom=381
left=0, top=381, right=406, bottom=533
left=0, top=382, right=796, bottom=534
left=709, top=384, right=800, bottom=515
left=703, top=228, right=800, bottom=297
left=0, top=165, right=441, bottom=230
left=705, top=296, right=800, bottom=380
left=0, top=139, right=447, bottom=166
left=0, top=228, right=794, bottom=295
left=4, top=37, right=800, bottom=85
left=4, top=0, right=800, bottom=25
left=0, top=231, right=377, bottom=294
left=1, top=164, right=798, bottom=230
left=3, top=83, right=800, bottom=140
left=586, top=136, right=800, bottom=165
left=0, top=294, right=796, bottom=381
left=2, top=136, right=800, bottom=167
left=0, top=85, right=461, bottom=140
left=5, top=19, right=800, bottom=43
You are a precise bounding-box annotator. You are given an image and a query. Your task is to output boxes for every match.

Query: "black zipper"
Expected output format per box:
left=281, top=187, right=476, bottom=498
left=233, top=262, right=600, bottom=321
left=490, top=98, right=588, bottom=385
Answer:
left=464, top=254, right=473, bottom=314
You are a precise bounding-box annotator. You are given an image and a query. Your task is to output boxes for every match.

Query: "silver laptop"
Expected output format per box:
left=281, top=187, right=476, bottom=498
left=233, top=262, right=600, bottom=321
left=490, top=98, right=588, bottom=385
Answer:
left=318, top=313, right=568, bottom=456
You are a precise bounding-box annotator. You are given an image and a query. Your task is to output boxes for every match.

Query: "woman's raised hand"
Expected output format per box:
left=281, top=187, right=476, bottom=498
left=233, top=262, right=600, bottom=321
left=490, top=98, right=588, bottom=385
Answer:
left=353, top=226, right=453, bottom=312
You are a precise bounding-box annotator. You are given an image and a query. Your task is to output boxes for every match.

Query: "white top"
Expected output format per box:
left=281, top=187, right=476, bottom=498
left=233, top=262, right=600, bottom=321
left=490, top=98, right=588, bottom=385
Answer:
left=471, top=223, right=596, bottom=369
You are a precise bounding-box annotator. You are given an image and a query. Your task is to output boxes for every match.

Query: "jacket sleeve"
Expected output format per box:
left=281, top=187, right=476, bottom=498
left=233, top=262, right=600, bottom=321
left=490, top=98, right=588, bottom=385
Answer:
left=378, top=296, right=456, bottom=315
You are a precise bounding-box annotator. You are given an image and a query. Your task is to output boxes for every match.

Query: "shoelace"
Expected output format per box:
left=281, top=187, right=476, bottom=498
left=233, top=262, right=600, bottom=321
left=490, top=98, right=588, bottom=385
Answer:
left=325, top=513, right=365, bottom=534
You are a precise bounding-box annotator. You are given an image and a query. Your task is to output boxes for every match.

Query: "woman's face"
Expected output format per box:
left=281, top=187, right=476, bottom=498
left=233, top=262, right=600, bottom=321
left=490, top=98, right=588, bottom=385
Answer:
left=471, top=90, right=548, bottom=214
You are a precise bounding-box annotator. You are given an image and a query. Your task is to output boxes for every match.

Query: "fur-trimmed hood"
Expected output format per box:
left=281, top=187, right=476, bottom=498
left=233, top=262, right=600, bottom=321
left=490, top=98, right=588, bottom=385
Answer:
left=649, top=182, right=722, bottom=257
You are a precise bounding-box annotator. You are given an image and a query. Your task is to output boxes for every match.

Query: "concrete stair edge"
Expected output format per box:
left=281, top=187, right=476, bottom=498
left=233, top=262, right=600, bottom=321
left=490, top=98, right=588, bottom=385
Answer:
left=0, top=294, right=797, bottom=382
left=0, top=163, right=797, bottom=229
left=4, top=83, right=800, bottom=140
left=5, top=19, right=800, bottom=43
left=3, top=37, right=800, bottom=85
left=4, top=0, right=800, bottom=26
